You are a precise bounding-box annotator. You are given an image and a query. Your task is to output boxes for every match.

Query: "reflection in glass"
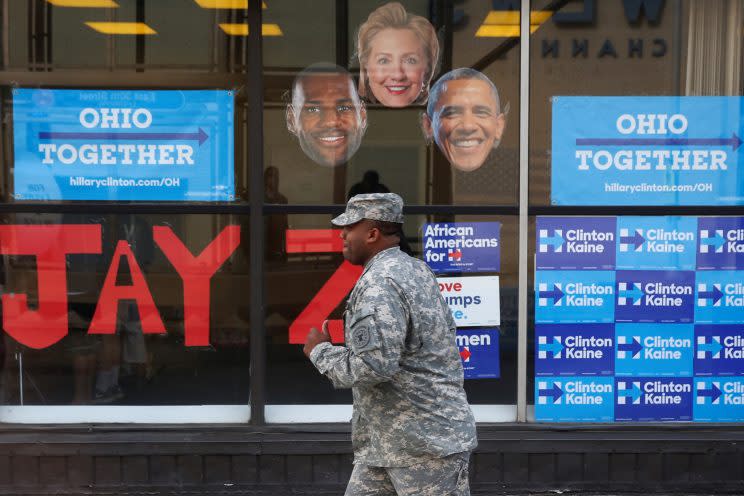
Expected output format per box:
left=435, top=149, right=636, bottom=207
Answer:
left=423, top=68, right=507, bottom=172
left=347, top=170, right=391, bottom=200
left=356, top=2, right=439, bottom=108
left=286, top=64, right=368, bottom=167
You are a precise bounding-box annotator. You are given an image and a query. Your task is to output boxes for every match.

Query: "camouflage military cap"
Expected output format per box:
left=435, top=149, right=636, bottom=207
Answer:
left=332, top=193, right=404, bottom=226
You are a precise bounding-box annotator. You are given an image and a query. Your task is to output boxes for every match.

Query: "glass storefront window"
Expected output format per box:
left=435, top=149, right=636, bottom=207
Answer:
left=3, top=0, right=739, bottom=427
left=527, top=0, right=744, bottom=423
left=265, top=213, right=516, bottom=422
left=264, top=0, right=520, bottom=206
left=0, top=213, right=249, bottom=423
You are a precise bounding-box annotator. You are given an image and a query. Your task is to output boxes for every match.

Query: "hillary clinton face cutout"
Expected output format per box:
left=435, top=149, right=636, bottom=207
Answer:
left=356, top=2, right=439, bottom=108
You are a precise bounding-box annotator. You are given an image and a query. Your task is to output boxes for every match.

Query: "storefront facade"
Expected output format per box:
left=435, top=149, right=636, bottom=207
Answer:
left=0, top=0, right=743, bottom=494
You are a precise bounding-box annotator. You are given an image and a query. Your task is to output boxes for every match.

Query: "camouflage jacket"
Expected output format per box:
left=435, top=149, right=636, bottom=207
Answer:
left=310, top=247, right=477, bottom=467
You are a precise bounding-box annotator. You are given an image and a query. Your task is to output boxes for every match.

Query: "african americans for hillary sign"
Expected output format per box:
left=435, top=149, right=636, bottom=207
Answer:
left=535, top=216, right=744, bottom=423
left=12, top=89, right=234, bottom=201
left=551, top=97, right=743, bottom=206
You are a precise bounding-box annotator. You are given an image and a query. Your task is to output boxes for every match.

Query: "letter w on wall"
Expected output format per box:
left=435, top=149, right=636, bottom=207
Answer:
left=287, top=229, right=362, bottom=344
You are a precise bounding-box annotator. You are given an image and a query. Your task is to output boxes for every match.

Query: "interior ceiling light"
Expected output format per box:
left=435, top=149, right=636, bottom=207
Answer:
left=85, top=22, right=156, bottom=35
left=475, top=10, right=552, bottom=38
left=46, top=0, right=119, bottom=6
left=219, top=23, right=282, bottom=36
left=194, top=0, right=267, bottom=8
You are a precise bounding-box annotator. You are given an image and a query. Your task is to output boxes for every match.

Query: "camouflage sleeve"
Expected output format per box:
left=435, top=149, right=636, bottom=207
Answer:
left=423, top=262, right=457, bottom=331
left=309, top=283, right=408, bottom=389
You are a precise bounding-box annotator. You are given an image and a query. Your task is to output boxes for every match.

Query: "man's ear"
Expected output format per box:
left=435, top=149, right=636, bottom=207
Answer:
left=421, top=113, right=434, bottom=141
left=359, top=102, right=368, bottom=134
left=366, top=224, right=381, bottom=244
left=493, top=112, right=506, bottom=141
left=286, top=105, right=298, bottom=136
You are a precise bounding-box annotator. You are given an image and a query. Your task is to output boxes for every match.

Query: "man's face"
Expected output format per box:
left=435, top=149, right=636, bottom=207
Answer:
left=289, top=73, right=367, bottom=167
left=340, top=220, right=373, bottom=266
left=425, top=79, right=505, bottom=172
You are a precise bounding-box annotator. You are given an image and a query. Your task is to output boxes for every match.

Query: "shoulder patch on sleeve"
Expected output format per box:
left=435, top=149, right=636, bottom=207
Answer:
left=352, top=325, right=371, bottom=350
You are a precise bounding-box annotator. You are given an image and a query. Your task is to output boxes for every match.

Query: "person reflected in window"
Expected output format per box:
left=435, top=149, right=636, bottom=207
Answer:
left=347, top=170, right=390, bottom=200
left=286, top=64, right=367, bottom=167
left=422, top=68, right=508, bottom=172
left=264, top=166, right=288, bottom=262
left=356, top=2, right=439, bottom=108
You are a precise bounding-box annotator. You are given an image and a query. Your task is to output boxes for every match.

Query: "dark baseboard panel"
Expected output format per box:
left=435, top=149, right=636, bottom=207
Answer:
left=0, top=424, right=743, bottom=495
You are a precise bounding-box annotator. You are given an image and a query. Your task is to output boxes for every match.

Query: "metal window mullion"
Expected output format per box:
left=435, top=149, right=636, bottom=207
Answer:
left=335, top=0, right=348, bottom=68
left=2, top=0, right=9, bottom=68
left=248, top=0, right=265, bottom=425
left=517, top=0, right=531, bottom=423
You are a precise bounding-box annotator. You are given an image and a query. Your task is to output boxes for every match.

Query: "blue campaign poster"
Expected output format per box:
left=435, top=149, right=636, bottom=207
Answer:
left=535, top=323, right=615, bottom=376
left=696, top=217, right=744, bottom=270
left=616, top=216, right=697, bottom=270
left=694, top=325, right=744, bottom=376
left=423, top=222, right=500, bottom=273
left=537, top=217, right=616, bottom=270
left=614, top=323, right=694, bottom=377
left=694, top=377, right=744, bottom=422
left=12, top=88, right=234, bottom=201
left=615, top=377, right=693, bottom=422
left=614, top=270, right=695, bottom=323
left=534, top=214, right=744, bottom=423
left=694, top=271, right=744, bottom=324
left=535, top=270, right=616, bottom=324
left=456, top=328, right=500, bottom=379
left=535, top=376, right=614, bottom=422
left=551, top=96, right=743, bottom=206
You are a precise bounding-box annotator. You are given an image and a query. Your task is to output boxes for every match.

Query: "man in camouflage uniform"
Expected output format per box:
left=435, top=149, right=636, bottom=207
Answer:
left=304, top=193, right=477, bottom=495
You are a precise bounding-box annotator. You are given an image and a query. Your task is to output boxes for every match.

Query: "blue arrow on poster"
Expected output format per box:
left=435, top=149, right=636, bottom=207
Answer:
left=423, top=222, right=500, bottom=273
left=456, top=328, right=500, bottom=379
left=551, top=96, right=744, bottom=206
left=12, top=88, right=235, bottom=201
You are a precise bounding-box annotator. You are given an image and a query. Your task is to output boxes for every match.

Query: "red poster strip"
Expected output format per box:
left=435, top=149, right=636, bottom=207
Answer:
left=286, top=229, right=343, bottom=253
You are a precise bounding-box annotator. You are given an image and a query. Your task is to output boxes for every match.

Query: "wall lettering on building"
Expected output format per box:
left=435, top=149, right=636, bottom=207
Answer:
left=535, top=0, right=668, bottom=59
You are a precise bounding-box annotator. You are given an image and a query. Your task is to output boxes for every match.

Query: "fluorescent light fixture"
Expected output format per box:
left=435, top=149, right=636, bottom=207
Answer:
left=475, top=24, right=540, bottom=37
left=193, top=0, right=267, bottom=8
left=483, top=11, right=520, bottom=25
left=85, top=22, right=156, bottom=35
left=219, top=23, right=282, bottom=36
left=476, top=10, right=552, bottom=37
left=46, top=0, right=119, bottom=6
left=483, top=10, right=552, bottom=25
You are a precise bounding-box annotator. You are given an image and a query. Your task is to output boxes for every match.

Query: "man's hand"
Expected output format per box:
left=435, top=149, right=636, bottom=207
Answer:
left=304, top=320, right=331, bottom=358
